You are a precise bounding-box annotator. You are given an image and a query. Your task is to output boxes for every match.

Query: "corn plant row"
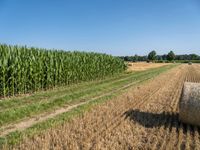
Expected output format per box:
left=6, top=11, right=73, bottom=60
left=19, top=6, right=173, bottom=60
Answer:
left=0, top=44, right=125, bottom=97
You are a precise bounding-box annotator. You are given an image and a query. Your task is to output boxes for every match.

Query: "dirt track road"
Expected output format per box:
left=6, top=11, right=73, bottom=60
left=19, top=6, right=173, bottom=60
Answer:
left=14, top=64, right=200, bottom=150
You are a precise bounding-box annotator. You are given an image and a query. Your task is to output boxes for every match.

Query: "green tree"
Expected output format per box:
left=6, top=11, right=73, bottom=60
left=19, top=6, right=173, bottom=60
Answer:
left=148, top=50, right=157, bottom=61
left=189, top=54, right=198, bottom=60
left=167, top=51, right=176, bottom=61
left=133, top=54, right=139, bottom=62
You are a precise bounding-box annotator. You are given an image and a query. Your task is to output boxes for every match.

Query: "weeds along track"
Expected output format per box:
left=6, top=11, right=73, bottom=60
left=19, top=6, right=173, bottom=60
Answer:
left=6, top=64, right=200, bottom=150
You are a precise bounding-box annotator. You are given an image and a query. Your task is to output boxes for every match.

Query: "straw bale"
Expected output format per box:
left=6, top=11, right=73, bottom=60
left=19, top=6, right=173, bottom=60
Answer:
left=179, top=82, right=200, bottom=126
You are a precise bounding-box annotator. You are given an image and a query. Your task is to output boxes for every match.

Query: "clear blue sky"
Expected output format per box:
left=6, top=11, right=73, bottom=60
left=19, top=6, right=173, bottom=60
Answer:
left=0, top=0, right=200, bottom=56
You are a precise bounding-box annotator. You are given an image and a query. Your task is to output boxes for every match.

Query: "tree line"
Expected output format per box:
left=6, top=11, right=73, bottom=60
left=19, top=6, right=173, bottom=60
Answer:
left=120, top=50, right=200, bottom=62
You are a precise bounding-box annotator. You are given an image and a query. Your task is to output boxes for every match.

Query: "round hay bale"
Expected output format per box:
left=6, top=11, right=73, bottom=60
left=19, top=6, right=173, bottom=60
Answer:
left=179, top=82, right=200, bottom=126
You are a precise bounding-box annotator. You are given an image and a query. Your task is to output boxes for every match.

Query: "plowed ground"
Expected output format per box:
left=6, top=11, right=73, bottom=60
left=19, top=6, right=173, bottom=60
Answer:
left=13, top=64, right=200, bottom=150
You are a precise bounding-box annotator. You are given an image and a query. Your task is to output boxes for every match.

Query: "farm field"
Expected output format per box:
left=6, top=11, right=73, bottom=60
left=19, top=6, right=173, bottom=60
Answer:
left=2, top=64, right=200, bottom=149
left=2, top=1, right=200, bottom=150
left=0, top=64, right=175, bottom=147
left=127, top=62, right=170, bottom=71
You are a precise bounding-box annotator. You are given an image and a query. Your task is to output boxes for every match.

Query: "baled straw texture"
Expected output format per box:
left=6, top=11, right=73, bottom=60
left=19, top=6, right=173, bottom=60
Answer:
left=179, top=82, right=200, bottom=126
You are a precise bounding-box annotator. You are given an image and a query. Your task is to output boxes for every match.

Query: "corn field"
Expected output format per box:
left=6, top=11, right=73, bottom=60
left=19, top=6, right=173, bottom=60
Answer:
left=0, top=44, right=125, bottom=97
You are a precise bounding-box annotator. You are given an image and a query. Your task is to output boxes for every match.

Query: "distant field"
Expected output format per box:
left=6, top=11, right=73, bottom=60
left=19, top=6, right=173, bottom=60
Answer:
left=127, top=62, right=170, bottom=71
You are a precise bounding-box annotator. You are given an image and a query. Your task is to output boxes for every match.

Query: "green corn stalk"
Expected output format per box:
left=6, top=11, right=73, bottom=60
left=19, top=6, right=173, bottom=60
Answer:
left=0, top=44, right=125, bottom=98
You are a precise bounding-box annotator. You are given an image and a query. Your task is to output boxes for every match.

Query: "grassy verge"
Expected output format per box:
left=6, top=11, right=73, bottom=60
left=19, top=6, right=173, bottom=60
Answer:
left=0, top=72, right=131, bottom=109
left=0, top=64, right=178, bottom=147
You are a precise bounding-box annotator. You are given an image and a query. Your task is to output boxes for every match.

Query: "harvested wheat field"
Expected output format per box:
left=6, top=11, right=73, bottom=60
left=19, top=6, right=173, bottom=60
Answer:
left=4, top=64, right=199, bottom=150
left=127, top=62, right=170, bottom=71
